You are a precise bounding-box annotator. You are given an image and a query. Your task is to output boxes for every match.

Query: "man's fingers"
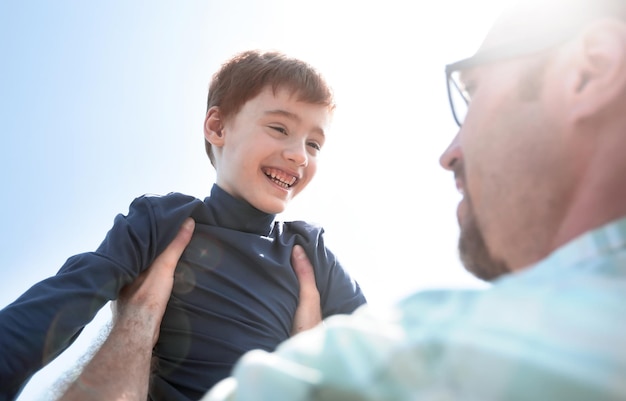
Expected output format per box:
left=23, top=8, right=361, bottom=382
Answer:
left=113, top=218, right=196, bottom=345
left=152, top=218, right=195, bottom=272
left=291, top=245, right=317, bottom=294
left=291, top=245, right=322, bottom=335
left=115, top=218, right=195, bottom=306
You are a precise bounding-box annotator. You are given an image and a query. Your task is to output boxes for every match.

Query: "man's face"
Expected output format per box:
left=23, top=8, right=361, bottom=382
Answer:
left=213, top=86, right=330, bottom=214
left=440, top=48, right=570, bottom=279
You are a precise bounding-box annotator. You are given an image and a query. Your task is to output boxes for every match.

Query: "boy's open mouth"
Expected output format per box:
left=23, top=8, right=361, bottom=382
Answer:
left=263, top=167, right=297, bottom=189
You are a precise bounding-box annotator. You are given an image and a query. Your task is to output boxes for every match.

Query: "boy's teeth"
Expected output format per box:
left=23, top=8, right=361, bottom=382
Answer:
left=264, top=169, right=296, bottom=188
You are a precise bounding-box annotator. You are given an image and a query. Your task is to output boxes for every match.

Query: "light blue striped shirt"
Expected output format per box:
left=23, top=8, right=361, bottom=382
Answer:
left=203, top=217, right=626, bottom=400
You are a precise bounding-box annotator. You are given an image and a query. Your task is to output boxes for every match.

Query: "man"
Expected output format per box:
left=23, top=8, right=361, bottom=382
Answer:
left=60, top=0, right=626, bottom=399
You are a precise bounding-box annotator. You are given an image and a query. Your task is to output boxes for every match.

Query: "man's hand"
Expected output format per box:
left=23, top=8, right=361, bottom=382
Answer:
left=290, top=245, right=322, bottom=336
left=59, top=218, right=195, bottom=401
left=112, top=217, right=196, bottom=346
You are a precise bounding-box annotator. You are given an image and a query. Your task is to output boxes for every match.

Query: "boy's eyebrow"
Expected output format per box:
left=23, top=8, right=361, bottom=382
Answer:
left=264, top=109, right=325, bottom=137
left=265, top=109, right=301, bottom=123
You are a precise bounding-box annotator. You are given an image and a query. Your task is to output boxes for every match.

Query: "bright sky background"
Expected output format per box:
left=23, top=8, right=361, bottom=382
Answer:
left=0, top=1, right=504, bottom=399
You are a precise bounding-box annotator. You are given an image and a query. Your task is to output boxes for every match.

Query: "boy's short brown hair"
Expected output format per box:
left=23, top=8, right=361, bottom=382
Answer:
left=205, top=50, right=335, bottom=166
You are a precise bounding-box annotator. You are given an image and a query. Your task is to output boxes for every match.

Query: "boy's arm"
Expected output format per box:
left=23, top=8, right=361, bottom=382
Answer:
left=0, top=197, right=161, bottom=398
left=58, top=218, right=195, bottom=401
left=316, top=243, right=367, bottom=317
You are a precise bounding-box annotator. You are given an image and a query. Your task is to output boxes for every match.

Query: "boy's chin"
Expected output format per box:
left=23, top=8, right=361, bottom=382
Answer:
left=254, top=199, right=288, bottom=215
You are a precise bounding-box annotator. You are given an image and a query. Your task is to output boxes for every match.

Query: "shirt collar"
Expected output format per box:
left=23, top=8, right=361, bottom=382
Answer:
left=523, top=216, right=626, bottom=279
left=204, top=184, right=276, bottom=236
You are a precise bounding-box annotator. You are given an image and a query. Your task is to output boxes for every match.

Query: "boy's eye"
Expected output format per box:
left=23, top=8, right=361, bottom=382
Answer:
left=307, top=142, right=321, bottom=151
left=270, top=126, right=288, bottom=135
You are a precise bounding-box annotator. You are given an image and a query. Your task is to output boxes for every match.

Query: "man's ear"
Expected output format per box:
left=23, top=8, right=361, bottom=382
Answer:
left=566, top=20, right=626, bottom=122
left=204, top=106, right=225, bottom=147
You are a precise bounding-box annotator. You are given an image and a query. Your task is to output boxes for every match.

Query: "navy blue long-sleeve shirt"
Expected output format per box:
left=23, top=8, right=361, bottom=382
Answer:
left=0, top=184, right=366, bottom=400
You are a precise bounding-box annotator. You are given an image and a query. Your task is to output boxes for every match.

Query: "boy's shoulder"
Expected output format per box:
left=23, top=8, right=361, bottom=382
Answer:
left=279, top=219, right=326, bottom=237
left=135, top=191, right=203, bottom=207
left=128, top=192, right=207, bottom=221
left=140, top=191, right=199, bottom=200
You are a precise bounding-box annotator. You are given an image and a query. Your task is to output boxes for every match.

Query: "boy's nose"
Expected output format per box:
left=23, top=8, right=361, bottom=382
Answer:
left=284, top=143, right=308, bottom=167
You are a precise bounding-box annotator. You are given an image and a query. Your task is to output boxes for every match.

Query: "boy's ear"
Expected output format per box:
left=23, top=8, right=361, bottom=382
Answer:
left=204, top=106, right=225, bottom=147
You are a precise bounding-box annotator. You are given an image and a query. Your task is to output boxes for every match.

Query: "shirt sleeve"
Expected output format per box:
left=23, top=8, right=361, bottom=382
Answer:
left=317, top=247, right=367, bottom=317
left=0, top=195, right=177, bottom=400
left=201, top=283, right=624, bottom=401
left=201, top=297, right=426, bottom=401
left=308, top=227, right=367, bottom=317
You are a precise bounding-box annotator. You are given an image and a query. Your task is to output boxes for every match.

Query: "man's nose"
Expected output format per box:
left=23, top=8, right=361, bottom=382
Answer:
left=439, top=132, right=462, bottom=171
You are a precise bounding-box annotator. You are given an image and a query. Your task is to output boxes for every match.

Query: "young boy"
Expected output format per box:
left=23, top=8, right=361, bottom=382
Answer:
left=0, top=50, right=366, bottom=401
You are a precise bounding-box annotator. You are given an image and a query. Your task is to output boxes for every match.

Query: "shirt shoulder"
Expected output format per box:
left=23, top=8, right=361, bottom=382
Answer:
left=137, top=191, right=201, bottom=208
left=280, top=220, right=324, bottom=237
left=131, top=192, right=207, bottom=222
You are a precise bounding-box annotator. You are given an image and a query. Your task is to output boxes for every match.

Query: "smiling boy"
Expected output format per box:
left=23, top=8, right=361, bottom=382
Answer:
left=0, top=50, right=366, bottom=401
left=205, top=86, right=327, bottom=214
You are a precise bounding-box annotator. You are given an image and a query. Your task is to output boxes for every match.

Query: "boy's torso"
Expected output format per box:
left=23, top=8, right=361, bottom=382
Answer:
left=143, top=187, right=366, bottom=400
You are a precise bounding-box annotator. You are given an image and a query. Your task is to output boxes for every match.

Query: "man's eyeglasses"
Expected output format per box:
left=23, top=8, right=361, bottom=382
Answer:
left=445, top=64, right=471, bottom=128
left=445, top=33, right=572, bottom=127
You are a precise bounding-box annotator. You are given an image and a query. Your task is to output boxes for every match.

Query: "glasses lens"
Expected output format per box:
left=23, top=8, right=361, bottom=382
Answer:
left=448, top=70, right=468, bottom=126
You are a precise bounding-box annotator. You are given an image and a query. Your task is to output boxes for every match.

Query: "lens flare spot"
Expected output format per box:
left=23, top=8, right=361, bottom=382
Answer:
left=174, top=232, right=224, bottom=294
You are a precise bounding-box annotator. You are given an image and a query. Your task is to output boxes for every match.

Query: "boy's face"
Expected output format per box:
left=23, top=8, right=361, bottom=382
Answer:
left=206, top=86, right=331, bottom=214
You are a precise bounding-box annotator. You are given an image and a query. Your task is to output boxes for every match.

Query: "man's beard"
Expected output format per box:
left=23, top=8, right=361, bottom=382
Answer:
left=453, top=159, right=510, bottom=282
left=458, top=197, right=510, bottom=282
